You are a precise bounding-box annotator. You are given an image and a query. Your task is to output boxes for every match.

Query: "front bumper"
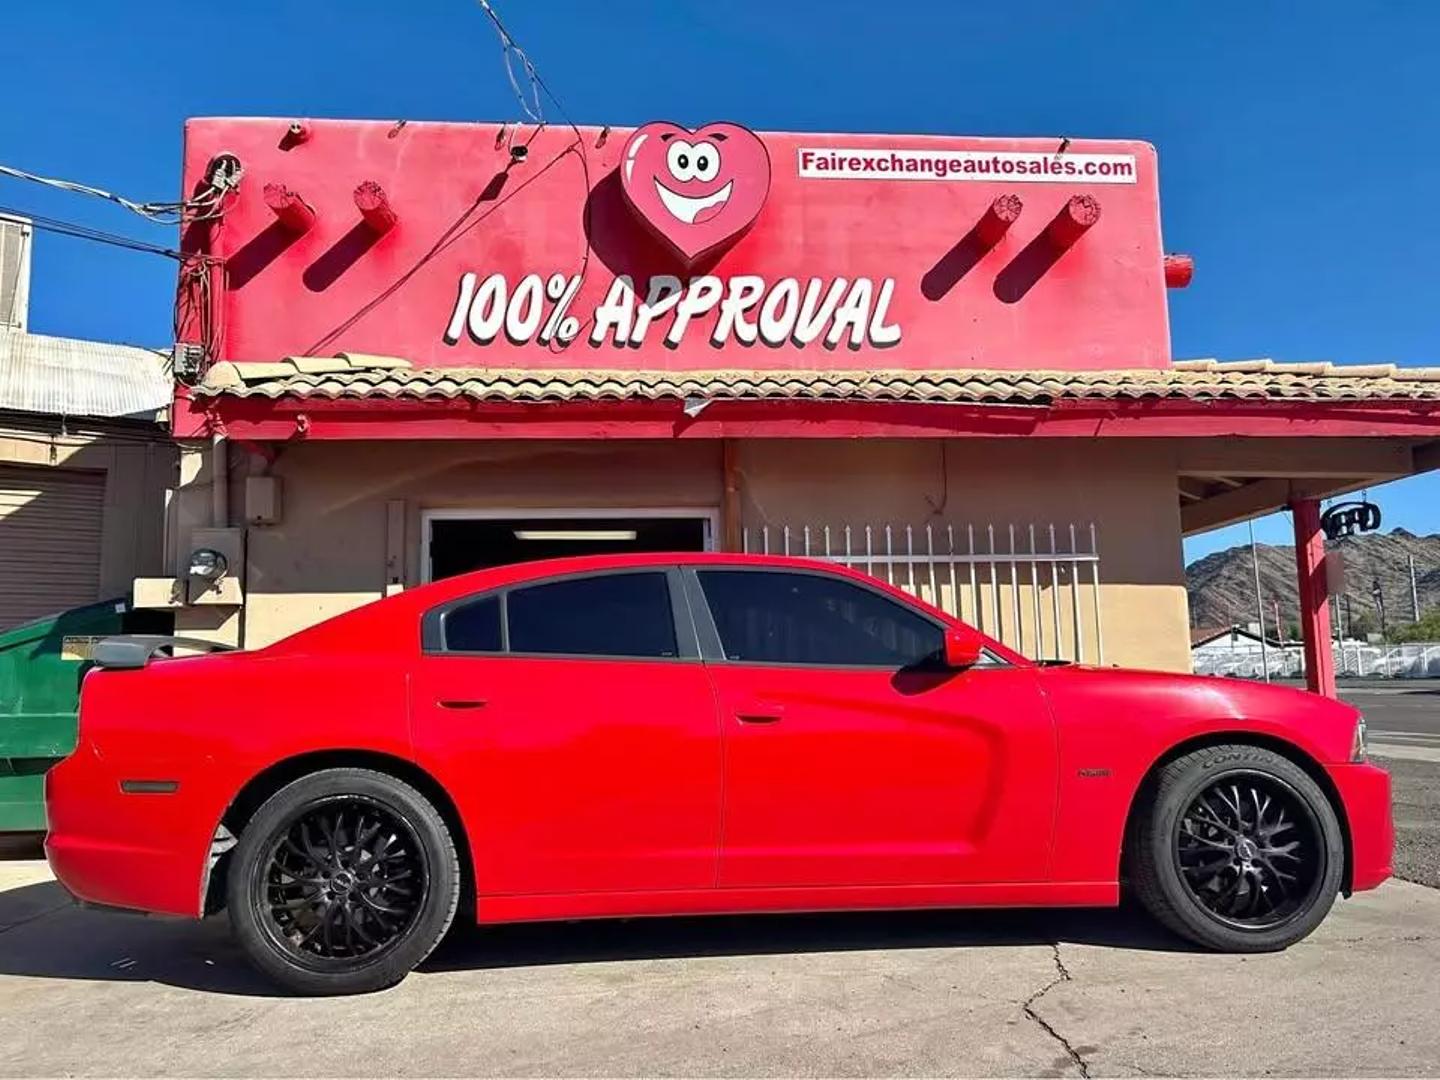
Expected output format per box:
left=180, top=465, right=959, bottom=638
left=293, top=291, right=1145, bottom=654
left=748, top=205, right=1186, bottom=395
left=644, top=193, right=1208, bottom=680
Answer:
left=1326, top=761, right=1393, bottom=893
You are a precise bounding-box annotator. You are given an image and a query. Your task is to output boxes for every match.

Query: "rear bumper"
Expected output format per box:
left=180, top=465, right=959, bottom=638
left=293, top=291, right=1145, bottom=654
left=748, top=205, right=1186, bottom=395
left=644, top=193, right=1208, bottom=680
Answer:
left=43, top=744, right=212, bottom=918
left=1326, top=761, right=1393, bottom=893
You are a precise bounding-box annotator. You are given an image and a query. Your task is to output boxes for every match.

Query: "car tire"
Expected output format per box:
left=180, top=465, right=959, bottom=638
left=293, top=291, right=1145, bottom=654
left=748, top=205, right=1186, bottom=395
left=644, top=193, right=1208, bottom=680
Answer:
left=226, top=767, right=461, bottom=995
left=1126, top=743, right=1345, bottom=952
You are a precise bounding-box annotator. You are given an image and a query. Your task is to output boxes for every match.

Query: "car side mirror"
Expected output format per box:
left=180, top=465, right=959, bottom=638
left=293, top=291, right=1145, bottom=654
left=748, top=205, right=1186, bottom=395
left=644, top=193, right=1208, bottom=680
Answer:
left=943, top=626, right=985, bottom=669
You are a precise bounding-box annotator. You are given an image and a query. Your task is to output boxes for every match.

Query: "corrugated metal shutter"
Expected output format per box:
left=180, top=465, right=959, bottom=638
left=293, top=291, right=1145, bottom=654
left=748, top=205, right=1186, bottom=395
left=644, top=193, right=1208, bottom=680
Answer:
left=0, top=465, right=105, bottom=629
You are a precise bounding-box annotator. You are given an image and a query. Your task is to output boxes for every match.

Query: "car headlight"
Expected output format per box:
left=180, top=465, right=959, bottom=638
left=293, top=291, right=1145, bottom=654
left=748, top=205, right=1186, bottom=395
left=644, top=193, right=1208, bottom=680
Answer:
left=1351, top=714, right=1368, bottom=762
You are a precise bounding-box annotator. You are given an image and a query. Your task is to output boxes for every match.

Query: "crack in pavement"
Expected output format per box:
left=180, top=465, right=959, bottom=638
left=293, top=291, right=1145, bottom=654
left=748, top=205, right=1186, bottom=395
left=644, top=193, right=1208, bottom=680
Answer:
left=0, top=901, right=70, bottom=937
left=1021, top=943, right=1091, bottom=1078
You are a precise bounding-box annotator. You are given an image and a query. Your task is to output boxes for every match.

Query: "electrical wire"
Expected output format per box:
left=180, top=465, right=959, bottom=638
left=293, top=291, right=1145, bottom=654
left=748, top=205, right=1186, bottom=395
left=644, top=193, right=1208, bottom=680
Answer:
left=0, top=202, right=225, bottom=364
left=0, top=161, right=236, bottom=225
left=303, top=143, right=579, bottom=356
left=0, top=204, right=204, bottom=261
left=475, top=0, right=544, bottom=124
left=471, top=0, right=595, bottom=354
left=174, top=258, right=220, bottom=362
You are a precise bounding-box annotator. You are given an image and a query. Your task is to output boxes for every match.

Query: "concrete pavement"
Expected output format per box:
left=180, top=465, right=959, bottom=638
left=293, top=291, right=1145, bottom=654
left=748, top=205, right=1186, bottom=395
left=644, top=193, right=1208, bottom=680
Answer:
left=1, top=861, right=1437, bottom=1077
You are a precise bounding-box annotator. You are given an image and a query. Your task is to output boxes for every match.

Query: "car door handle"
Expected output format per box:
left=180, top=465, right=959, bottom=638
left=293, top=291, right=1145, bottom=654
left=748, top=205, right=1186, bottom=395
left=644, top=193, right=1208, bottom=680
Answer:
left=735, top=701, right=784, bottom=724
left=437, top=699, right=487, bottom=710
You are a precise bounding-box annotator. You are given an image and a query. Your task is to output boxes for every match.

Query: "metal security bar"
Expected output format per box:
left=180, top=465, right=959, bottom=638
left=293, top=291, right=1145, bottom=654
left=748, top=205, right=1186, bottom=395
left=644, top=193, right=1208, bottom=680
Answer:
left=742, top=521, right=1104, bottom=664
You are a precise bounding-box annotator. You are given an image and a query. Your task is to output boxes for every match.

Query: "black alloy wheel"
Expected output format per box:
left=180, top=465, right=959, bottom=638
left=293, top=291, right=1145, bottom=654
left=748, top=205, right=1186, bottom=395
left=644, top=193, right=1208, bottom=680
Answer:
left=261, top=796, right=428, bottom=963
left=227, top=768, right=460, bottom=995
left=1127, top=743, right=1346, bottom=952
left=1174, top=772, right=1324, bottom=929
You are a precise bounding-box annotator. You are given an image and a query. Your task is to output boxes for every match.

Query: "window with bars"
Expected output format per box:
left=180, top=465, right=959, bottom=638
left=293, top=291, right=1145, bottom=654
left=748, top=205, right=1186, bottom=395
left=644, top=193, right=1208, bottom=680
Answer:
left=741, top=521, right=1104, bottom=664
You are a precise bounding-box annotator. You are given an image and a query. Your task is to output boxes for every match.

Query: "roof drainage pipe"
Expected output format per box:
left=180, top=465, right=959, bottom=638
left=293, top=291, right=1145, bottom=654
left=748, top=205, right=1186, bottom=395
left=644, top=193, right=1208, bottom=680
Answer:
left=212, top=434, right=228, bottom=528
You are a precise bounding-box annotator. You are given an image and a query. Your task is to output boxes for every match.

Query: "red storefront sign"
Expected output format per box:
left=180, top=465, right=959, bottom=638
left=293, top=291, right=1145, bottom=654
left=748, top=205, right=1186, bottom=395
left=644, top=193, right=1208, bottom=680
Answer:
left=180, top=120, right=1167, bottom=371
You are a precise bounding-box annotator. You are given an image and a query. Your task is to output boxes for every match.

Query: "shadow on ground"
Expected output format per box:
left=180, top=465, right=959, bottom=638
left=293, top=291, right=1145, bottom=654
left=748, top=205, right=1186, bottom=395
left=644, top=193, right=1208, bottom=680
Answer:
left=0, top=834, right=44, bottom=860
left=0, top=878, right=1195, bottom=998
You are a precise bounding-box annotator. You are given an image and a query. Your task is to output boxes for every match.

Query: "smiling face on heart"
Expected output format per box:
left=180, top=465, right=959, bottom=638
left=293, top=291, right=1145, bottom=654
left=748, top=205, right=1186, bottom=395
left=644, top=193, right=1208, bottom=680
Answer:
left=619, top=121, right=771, bottom=265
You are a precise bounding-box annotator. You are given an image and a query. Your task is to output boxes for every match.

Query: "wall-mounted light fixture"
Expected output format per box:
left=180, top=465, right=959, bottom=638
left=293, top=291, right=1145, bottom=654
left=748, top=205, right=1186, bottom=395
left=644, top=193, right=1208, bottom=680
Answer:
left=188, top=548, right=229, bottom=580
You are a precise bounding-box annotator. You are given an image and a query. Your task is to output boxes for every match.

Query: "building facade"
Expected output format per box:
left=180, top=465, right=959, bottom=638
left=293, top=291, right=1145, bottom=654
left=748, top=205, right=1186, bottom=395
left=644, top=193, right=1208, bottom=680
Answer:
left=148, top=119, right=1440, bottom=688
left=0, top=215, right=174, bottom=629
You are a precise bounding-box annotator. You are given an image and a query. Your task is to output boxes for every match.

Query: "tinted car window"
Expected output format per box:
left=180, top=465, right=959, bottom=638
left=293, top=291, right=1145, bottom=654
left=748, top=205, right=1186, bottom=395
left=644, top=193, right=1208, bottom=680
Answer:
left=698, top=570, right=944, bottom=668
left=443, top=594, right=502, bottom=652
left=507, top=572, right=678, bottom=658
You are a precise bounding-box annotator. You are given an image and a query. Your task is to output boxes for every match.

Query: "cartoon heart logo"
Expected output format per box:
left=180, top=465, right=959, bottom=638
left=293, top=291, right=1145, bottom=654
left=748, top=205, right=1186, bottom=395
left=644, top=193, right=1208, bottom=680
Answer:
left=619, top=121, right=772, bottom=265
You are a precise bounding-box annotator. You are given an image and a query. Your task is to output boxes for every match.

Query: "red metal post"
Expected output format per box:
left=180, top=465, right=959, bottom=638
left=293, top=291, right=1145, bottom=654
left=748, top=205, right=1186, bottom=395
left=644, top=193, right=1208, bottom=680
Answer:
left=1043, top=194, right=1101, bottom=248
left=263, top=183, right=316, bottom=233
left=1291, top=497, right=1337, bottom=697
left=1164, top=253, right=1194, bottom=288
left=976, top=194, right=1023, bottom=247
left=354, top=181, right=398, bottom=234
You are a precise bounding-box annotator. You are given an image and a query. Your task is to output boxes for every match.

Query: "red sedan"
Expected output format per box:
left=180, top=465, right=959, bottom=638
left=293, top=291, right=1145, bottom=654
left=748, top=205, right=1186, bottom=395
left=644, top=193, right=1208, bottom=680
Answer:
left=46, top=553, right=1392, bottom=995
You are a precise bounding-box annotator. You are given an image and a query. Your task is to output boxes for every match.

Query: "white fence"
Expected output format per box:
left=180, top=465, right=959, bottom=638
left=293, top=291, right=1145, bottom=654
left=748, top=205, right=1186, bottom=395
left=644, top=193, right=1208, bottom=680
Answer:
left=742, top=521, right=1105, bottom=664
left=1193, top=642, right=1440, bottom=680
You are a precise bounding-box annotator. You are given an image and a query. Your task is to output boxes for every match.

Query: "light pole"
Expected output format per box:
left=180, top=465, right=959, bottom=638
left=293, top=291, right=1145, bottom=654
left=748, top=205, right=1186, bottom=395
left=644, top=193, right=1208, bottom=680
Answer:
left=1249, top=519, right=1270, bottom=682
left=1372, top=577, right=1388, bottom=677
left=1410, top=554, right=1420, bottom=621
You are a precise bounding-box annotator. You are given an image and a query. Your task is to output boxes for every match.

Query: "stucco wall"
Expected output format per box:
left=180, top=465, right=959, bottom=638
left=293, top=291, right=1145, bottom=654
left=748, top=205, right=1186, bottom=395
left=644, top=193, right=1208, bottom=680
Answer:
left=218, top=440, right=724, bottom=647
left=736, top=439, right=1189, bottom=672
left=171, top=437, right=1191, bottom=671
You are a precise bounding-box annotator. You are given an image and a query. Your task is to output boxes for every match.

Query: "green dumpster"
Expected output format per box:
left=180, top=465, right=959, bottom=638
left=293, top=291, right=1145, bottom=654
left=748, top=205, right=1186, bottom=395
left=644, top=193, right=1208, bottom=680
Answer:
left=0, top=598, right=171, bottom=832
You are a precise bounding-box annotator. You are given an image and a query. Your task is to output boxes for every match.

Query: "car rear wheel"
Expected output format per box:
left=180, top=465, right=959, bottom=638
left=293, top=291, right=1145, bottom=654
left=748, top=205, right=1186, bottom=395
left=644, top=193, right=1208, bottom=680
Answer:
left=226, top=767, right=460, bottom=995
left=1126, top=744, right=1345, bottom=952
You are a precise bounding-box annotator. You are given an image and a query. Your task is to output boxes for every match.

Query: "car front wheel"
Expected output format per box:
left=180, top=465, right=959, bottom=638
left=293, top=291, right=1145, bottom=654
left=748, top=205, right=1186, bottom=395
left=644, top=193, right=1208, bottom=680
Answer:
left=1127, top=744, right=1345, bottom=952
left=226, top=767, right=460, bottom=995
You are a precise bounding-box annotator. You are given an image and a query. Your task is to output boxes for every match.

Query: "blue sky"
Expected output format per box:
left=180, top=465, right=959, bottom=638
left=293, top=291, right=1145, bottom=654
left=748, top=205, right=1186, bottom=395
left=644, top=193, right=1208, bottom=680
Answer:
left=2, top=1, right=1436, bottom=564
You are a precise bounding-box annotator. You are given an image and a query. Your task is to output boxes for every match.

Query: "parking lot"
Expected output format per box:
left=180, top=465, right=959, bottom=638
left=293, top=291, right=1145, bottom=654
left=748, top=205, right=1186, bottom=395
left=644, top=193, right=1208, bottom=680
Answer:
left=2, top=684, right=1436, bottom=1078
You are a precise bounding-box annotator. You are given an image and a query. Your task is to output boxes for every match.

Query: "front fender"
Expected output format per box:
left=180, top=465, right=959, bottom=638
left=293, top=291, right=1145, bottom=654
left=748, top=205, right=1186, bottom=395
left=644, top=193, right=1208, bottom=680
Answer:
left=1037, top=667, right=1359, bottom=885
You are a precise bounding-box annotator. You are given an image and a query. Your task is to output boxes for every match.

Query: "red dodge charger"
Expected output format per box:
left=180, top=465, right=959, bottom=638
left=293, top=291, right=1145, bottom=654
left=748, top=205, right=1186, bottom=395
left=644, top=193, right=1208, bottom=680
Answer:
left=46, top=553, right=1393, bottom=994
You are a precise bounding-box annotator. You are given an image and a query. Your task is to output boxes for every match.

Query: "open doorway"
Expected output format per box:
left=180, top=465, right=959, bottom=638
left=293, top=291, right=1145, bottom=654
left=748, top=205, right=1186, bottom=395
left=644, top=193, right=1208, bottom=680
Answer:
left=423, top=508, right=718, bottom=582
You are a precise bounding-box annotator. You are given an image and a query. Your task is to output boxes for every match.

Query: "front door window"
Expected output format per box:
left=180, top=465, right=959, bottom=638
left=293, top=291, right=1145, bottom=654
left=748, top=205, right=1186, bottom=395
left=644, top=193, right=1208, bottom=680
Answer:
left=697, top=569, right=944, bottom=668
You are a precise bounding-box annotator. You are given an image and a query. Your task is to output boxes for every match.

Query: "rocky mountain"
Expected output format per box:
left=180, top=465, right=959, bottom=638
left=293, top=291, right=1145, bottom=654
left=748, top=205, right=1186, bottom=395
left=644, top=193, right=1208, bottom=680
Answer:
left=1185, top=528, right=1440, bottom=636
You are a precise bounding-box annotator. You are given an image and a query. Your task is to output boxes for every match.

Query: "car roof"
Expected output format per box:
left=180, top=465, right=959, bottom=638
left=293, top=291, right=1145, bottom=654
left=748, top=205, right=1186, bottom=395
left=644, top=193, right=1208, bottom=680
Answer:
left=261, top=551, right=968, bottom=657
left=426, top=551, right=856, bottom=596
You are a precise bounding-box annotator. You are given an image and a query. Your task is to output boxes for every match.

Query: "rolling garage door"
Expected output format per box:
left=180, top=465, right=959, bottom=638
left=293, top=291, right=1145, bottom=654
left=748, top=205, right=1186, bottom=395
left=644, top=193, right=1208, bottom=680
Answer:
left=0, top=465, right=104, bottom=630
